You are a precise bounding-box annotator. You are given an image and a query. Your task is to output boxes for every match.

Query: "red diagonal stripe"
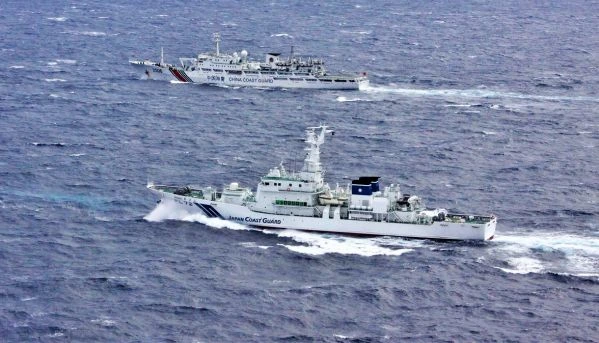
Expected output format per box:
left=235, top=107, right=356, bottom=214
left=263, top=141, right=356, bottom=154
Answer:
left=169, top=68, right=187, bottom=82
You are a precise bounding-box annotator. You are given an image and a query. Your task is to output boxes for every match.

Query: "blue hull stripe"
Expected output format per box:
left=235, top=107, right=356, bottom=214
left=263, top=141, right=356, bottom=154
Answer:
left=195, top=203, right=215, bottom=217
left=194, top=203, right=223, bottom=219
left=203, top=204, right=224, bottom=219
left=202, top=204, right=216, bottom=218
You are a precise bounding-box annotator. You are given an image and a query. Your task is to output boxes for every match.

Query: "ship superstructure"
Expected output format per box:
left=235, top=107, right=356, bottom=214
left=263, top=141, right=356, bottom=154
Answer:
left=148, top=125, right=496, bottom=240
left=130, top=33, right=368, bottom=90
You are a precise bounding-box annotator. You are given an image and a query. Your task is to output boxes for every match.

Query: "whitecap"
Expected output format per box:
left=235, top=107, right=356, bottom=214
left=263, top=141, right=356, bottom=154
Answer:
left=9, top=65, right=25, bottom=69
left=499, top=257, right=544, bottom=274
left=239, top=242, right=270, bottom=250
left=233, top=156, right=254, bottom=163
left=565, top=255, right=599, bottom=278
left=571, top=272, right=599, bottom=279
left=213, top=158, right=228, bottom=166
left=91, top=318, right=116, bottom=327
left=44, top=78, right=66, bottom=82
left=47, top=17, right=67, bottom=22
left=270, top=33, right=293, bottom=38
left=336, top=96, right=368, bottom=102
left=94, top=215, right=111, bottom=222
left=56, top=59, right=77, bottom=64
left=81, top=31, right=106, bottom=36
left=444, top=103, right=479, bottom=108
left=62, top=30, right=106, bottom=37
left=340, top=30, right=372, bottom=35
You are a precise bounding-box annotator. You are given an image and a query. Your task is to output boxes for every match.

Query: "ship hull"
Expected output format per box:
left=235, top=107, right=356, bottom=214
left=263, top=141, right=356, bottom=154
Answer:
left=130, top=60, right=368, bottom=90
left=152, top=189, right=496, bottom=241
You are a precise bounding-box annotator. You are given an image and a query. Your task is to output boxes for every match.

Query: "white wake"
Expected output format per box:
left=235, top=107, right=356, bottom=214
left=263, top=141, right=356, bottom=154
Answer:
left=273, top=229, right=417, bottom=256
left=356, top=83, right=599, bottom=103
left=145, top=201, right=419, bottom=257
left=491, top=232, right=599, bottom=278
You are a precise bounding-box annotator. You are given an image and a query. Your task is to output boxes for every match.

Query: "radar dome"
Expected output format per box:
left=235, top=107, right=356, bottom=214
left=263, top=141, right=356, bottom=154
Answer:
left=241, top=50, right=248, bottom=58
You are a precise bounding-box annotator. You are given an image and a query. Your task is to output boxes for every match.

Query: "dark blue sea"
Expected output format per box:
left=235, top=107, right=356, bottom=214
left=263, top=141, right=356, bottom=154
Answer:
left=1, top=1, right=598, bottom=342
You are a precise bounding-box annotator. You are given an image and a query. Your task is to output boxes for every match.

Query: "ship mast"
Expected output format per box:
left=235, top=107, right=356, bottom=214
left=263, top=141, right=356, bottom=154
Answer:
left=299, top=125, right=332, bottom=183
left=213, top=32, right=221, bottom=56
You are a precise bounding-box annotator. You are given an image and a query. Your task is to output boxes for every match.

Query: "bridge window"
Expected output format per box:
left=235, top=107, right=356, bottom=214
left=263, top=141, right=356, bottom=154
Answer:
left=275, top=200, right=308, bottom=206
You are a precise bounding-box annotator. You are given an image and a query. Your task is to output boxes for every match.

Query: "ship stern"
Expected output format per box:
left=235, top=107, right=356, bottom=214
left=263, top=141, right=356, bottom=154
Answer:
left=484, top=216, right=497, bottom=240
left=357, top=76, right=370, bottom=90
left=129, top=60, right=174, bottom=81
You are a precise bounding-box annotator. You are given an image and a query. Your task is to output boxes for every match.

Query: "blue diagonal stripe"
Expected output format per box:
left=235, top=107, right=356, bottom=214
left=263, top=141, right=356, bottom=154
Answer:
left=195, top=203, right=215, bottom=217
left=203, top=204, right=224, bottom=219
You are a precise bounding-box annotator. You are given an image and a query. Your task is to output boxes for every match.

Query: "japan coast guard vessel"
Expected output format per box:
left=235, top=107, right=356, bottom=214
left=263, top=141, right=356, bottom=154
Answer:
left=148, top=125, right=497, bottom=240
left=130, top=33, right=368, bottom=90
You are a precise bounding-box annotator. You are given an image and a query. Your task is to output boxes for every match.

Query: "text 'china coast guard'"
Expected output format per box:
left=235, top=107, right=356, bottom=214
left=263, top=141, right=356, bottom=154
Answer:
left=130, top=33, right=369, bottom=90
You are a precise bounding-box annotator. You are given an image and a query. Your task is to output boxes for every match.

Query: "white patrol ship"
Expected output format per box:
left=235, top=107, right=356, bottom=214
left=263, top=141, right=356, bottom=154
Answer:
left=130, top=33, right=368, bottom=90
left=148, top=125, right=497, bottom=240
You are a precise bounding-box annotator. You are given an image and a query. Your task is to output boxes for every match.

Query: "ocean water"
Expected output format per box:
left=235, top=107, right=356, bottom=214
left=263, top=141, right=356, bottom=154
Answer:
left=1, top=0, right=598, bottom=342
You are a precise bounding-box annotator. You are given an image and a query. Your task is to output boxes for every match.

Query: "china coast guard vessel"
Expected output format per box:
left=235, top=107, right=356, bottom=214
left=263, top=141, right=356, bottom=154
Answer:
left=130, top=33, right=368, bottom=90
left=148, top=125, right=496, bottom=240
